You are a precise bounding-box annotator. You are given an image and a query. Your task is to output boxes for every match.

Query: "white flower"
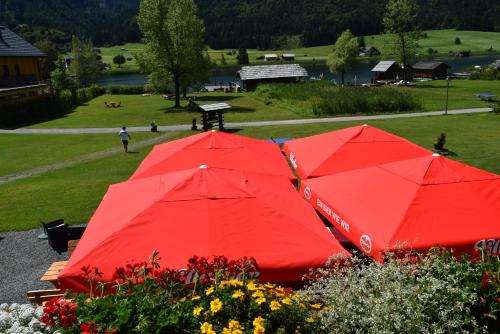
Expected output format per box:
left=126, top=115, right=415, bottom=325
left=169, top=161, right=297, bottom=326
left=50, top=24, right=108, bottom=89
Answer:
left=0, top=311, right=13, bottom=331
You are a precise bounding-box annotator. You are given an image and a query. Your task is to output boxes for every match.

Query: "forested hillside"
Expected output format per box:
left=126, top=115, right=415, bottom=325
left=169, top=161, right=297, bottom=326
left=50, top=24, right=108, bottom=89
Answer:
left=0, top=0, right=499, bottom=48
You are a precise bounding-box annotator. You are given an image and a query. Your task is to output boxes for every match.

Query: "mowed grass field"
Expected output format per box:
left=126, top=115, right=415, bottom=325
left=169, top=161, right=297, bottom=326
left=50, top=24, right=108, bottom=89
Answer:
left=23, top=80, right=500, bottom=129
left=97, top=29, right=500, bottom=72
left=1, top=112, right=498, bottom=232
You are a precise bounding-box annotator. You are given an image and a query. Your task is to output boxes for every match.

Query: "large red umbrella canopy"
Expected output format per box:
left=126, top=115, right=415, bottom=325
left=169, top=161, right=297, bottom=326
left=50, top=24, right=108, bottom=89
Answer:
left=301, top=154, right=500, bottom=261
left=282, top=125, right=431, bottom=179
left=130, top=130, right=296, bottom=183
left=59, top=167, right=348, bottom=292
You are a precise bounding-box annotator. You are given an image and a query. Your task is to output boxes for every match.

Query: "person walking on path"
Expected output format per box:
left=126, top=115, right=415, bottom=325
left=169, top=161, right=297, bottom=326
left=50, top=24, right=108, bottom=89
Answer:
left=119, top=127, right=131, bottom=152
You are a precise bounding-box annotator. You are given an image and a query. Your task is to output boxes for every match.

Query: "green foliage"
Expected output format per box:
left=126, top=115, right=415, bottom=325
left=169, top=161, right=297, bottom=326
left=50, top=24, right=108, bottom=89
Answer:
left=33, top=39, right=60, bottom=79
left=255, top=82, right=421, bottom=115
left=327, top=30, right=359, bottom=85
left=469, top=68, right=500, bottom=80
left=455, top=36, right=462, bottom=44
left=303, top=249, right=500, bottom=333
left=104, top=85, right=145, bottom=95
left=270, top=34, right=303, bottom=50
left=42, top=255, right=324, bottom=334
left=70, top=36, right=103, bottom=87
left=383, top=0, right=420, bottom=70
left=50, top=58, right=76, bottom=93
left=112, top=54, right=126, bottom=67
left=137, top=0, right=210, bottom=107
left=237, top=47, right=250, bottom=65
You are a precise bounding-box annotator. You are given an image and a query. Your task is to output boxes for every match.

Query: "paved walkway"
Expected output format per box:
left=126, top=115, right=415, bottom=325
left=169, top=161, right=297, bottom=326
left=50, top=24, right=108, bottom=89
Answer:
left=0, top=132, right=178, bottom=185
left=0, top=108, right=491, bottom=134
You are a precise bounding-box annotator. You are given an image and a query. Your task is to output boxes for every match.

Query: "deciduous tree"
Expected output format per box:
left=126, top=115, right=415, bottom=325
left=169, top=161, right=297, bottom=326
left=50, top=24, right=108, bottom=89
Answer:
left=137, top=0, right=210, bottom=108
left=113, top=54, right=126, bottom=68
left=383, top=0, right=420, bottom=84
left=70, top=36, right=102, bottom=87
left=327, top=30, right=359, bottom=85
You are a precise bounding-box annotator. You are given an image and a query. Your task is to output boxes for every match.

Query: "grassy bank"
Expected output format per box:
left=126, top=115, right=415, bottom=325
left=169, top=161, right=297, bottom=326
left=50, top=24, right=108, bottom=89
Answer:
left=1, top=113, right=499, bottom=232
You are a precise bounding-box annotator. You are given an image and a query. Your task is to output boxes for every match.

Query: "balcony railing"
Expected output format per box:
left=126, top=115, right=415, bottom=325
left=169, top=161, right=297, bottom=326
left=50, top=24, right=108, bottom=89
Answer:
left=0, top=75, right=39, bottom=89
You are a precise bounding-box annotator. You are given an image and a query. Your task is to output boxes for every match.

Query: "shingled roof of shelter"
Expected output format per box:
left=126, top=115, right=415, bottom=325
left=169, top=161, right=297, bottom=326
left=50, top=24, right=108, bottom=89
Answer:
left=238, top=64, right=308, bottom=81
left=0, top=26, right=45, bottom=57
left=371, top=61, right=396, bottom=72
left=412, top=61, right=450, bottom=70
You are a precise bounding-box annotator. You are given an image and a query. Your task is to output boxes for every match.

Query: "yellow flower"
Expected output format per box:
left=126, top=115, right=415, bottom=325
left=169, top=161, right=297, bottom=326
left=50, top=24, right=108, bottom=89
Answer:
left=222, top=328, right=231, bottom=334
left=210, top=298, right=223, bottom=313
left=270, top=300, right=281, bottom=311
left=200, top=322, right=214, bottom=334
left=232, top=290, right=245, bottom=299
left=233, top=330, right=243, bottom=334
left=253, top=325, right=265, bottom=334
left=306, top=317, right=315, bottom=323
left=191, top=295, right=201, bottom=301
left=310, top=303, right=322, bottom=309
left=205, top=286, right=215, bottom=296
left=228, top=320, right=242, bottom=329
left=323, top=306, right=333, bottom=312
left=253, top=316, right=265, bottom=328
left=252, top=290, right=264, bottom=298
left=179, top=297, right=187, bottom=302
left=247, top=281, right=258, bottom=291
left=193, top=306, right=203, bottom=316
left=264, top=282, right=275, bottom=289
left=281, top=297, right=292, bottom=305
left=255, top=297, right=266, bottom=305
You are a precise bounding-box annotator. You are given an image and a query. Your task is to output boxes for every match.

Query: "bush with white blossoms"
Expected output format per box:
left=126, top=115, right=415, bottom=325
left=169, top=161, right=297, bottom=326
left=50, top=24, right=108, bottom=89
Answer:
left=0, top=303, right=54, bottom=334
left=302, top=249, right=500, bottom=333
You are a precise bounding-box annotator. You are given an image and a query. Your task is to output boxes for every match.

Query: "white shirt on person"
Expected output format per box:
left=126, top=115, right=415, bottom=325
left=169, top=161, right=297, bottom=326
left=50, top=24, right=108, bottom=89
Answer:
left=119, top=130, right=129, bottom=141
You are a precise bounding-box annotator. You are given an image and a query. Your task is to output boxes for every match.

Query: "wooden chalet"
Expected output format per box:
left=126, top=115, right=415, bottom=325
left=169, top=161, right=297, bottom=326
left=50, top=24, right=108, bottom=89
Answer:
left=281, top=53, right=295, bottom=61
left=0, top=26, right=47, bottom=99
left=237, top=64, right=308, bottom=90
left=359, top=46, right=381, bottom=57
left=412, top=61, right=450, bottom=80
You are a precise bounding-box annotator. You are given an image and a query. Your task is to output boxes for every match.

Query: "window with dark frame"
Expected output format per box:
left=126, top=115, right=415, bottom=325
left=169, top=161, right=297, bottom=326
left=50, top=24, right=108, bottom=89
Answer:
left=2, top=64, right=9, bottom=77
left=14, top=64, right=21, bottom=76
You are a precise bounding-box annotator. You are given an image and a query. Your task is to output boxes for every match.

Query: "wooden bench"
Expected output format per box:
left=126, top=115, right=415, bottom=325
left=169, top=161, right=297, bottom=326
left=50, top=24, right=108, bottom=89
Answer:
left=27, top=289, right=63, bottom=305
left=41, top=260, right=68, bottom=288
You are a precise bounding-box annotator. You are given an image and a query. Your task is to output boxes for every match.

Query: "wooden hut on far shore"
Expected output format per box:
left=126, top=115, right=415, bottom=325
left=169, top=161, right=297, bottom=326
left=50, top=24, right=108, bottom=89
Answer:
left=371, top=61, right=413, bottom=82
left=237, top=64, right=308, bottom=90
left=412, top=61, right=450, bottom=80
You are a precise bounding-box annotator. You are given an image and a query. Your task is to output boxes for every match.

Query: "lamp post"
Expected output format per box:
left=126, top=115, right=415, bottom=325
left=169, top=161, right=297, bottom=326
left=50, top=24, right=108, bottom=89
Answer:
left=445, top=76, right=450, bottom=115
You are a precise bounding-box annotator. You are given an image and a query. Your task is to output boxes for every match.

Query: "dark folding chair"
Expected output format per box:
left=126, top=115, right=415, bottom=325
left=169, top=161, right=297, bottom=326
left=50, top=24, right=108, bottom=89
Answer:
left=40, top=219, right=68, bottom=253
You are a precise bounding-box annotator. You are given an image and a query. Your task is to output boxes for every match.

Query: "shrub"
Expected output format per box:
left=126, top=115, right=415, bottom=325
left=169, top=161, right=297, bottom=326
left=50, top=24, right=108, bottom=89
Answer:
left=469, top=68, right=499, bottom=80
left=42, top=253, right=325, bottom=334
left=104, top=85, right=144, bottom=95
left=455, top=37, right=462, bottom=45
left=255, top=82, right=421, bottom=115
left=303, top=249, right=500, bottom=333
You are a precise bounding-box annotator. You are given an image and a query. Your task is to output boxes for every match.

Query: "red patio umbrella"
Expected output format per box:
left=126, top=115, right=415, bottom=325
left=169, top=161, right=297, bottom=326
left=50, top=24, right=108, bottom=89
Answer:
left=282, top=124, right=431, bottom=179
left=300, top=154, right=500, bottom=261
left=130, top=130, right=297, bottom=183
left=59, top=167, right=348, bottom=292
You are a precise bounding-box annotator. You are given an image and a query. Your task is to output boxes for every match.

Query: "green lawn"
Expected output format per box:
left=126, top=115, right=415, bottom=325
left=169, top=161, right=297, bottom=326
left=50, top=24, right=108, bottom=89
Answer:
left=97, top=30, right=500, bottom=70
left=20, top=80, right=500, bottom=129
left=0, top=132, right=157, bottom=176
left=367, top=29, right=500, bottom=56
left=1, top=113, right=498, bottom=233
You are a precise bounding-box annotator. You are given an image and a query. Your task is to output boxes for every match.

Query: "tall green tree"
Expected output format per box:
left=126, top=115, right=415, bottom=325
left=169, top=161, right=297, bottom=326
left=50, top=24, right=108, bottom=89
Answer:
left=327, top=30, right=359, bottom=85
left=33, top=39, right=59, bottom=79
left=137, top=0, right=209, bottom=108
left=383, top=0, right=419, bottom=83
left=113, top=54, right=126, bottom=68
left=50, top=57, right=76, bottom=94
left=70, top=36, right=102, bottom=87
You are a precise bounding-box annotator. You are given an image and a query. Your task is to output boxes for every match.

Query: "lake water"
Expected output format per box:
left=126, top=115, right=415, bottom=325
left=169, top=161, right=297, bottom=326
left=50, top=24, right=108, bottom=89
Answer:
left=96, top=55, right=498, bottom=87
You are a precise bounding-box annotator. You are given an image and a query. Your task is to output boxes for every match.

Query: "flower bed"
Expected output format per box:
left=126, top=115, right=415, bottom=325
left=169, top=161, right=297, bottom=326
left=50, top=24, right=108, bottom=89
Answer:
left=0, top=303, right=53, bottom=334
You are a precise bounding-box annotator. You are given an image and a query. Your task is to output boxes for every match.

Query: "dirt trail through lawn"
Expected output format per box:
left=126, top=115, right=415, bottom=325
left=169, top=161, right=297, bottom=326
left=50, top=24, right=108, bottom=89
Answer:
left=0, top=132, right=178, bottom=185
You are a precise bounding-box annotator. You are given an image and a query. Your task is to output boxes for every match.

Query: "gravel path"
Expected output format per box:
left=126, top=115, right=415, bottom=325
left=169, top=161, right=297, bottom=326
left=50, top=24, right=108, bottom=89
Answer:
left=0, top=228, right=68, bottom=304
left=0, top=108, right=491, bottom=134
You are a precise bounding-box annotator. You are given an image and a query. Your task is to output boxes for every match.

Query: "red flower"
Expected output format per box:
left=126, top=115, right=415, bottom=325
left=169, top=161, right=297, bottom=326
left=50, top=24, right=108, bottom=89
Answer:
left=481, top=272, right=491, bottom=288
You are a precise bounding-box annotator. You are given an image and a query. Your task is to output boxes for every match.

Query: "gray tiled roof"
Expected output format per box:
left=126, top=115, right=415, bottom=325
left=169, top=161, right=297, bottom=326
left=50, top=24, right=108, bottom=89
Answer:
left=199, top=103, right=232, bottom=112
left=238, top=64, right=308, bottom=81
left=371, top=61, right=396, bottom=72
left=412, top=61, right=450, bottom=70
left=0, top=26, right=46, bottom=57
